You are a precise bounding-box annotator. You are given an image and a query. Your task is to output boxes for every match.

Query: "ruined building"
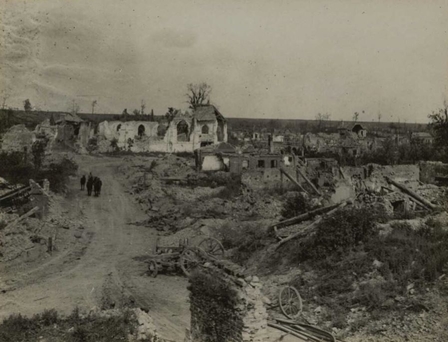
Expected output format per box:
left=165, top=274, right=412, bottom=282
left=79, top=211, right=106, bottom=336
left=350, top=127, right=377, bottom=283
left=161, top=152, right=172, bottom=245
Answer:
left=97, top=105, right=228, bottom=153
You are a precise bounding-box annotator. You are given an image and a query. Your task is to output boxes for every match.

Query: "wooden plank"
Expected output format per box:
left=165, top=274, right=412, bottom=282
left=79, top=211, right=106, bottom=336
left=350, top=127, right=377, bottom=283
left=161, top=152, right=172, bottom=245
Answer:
left=296, top=167, right=321, bottom=195
left=279, top=166, right=308, bottom=193
left=274, top=202, right=346, bottom=250
left=385, top=176, right=436, bottom=210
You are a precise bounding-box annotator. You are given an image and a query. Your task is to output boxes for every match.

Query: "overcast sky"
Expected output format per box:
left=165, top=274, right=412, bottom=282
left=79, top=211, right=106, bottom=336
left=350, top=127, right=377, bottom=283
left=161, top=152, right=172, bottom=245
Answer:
left=1, top=0, right=447, bottom=122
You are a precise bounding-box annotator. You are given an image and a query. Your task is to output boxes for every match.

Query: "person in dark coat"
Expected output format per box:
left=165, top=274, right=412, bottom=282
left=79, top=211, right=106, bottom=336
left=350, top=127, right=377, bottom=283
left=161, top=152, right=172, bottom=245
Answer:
left=93, top=177, right=101, bottom=197
left=86, top=177, right=93, bottom=196
left=97, top=178, right=102, bottom=196
left=80, top=175, right=86, bottom=190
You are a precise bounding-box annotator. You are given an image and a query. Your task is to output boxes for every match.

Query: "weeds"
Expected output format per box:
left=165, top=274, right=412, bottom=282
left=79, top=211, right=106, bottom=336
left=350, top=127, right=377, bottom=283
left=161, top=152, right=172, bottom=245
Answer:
left=281, top=192, right=317, bottom=219
left=0, top=308, right=139, bottom=342
left=220, top=222, right=271, bottom=264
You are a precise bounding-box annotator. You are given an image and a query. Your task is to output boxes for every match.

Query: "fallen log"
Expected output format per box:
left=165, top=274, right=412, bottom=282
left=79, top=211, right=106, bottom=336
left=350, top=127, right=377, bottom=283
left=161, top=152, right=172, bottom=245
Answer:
left=385, top=176, right=436, bottom=210
left=279, top=166, right=308, bottom=193
left=296, top=167, right=321, bottom=195
left=274, top=202, right=346, bottom=250
left=271, top=203, right=342, bottom=232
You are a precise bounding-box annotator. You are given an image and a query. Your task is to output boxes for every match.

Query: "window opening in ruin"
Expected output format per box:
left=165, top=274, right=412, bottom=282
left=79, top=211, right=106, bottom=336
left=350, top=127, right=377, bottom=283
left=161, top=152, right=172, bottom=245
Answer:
left=217, top=118, right=225, bottom=142
left=242, top=160, right=249, bottom=170
left=117, top=124, right=122, bottom=132
left=177, top=120, right=190, bottom=142
left=138, top=124, right=145, bottom=137
left=271, top=160, right=278, bottom=168
left=288, top=157, right=293, bottom=162
left=74, top=125, right=80, bottom=136
left=257, top=160, right=265, bottom=168
left=202, top=125, right=209, bottom=134
left=157, top=124, right=166, bottom=137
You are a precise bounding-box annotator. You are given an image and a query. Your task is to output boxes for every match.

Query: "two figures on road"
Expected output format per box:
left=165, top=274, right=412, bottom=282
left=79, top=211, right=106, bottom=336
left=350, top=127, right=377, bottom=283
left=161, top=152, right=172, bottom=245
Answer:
left=80, top=172, right=102, bottom=197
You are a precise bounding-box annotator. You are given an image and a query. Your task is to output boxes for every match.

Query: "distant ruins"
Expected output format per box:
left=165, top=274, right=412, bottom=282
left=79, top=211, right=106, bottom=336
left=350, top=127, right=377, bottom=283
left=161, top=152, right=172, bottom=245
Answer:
left=98, top=105, right=228, bottom=153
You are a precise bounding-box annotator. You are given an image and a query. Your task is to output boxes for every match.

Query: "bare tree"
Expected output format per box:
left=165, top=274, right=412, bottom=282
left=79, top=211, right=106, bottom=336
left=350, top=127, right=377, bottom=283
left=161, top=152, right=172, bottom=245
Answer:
left=315, top=112, right=331, bottom=130
left=68, top=100, right=80, bottom=114
left=186, top=83, right=212, bottom=109
left=141, top=100, right=146, bottom=115
left=1, top=90, right=10, bottom=109
left=24, top=99, right=32, bottom=112
left=91, top=100, right=97, bottom=114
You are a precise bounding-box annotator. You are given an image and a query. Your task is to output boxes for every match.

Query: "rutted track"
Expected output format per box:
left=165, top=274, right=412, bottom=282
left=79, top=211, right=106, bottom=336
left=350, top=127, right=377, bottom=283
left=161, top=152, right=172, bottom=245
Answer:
left=0, top=155, right=190, bottom=341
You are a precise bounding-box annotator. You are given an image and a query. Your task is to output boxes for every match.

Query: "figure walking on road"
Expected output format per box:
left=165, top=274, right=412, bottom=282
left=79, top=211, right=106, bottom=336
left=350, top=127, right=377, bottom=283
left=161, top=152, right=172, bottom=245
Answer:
left=87, top=176, right=93, bottom=196
left=80, top=175, right=86, bottom=190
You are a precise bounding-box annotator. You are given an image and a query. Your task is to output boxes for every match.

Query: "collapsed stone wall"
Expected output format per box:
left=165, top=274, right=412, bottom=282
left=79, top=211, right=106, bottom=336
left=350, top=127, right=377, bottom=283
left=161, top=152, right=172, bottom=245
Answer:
left=0, top=124, right=35, bottom=152
left=189, top=263, right=268, bottom=342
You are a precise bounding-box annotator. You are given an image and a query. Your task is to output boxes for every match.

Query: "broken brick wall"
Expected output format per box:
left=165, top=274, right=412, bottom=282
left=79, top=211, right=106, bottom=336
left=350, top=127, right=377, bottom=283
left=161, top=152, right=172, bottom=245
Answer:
left=189, top=265, right=268, bottom=342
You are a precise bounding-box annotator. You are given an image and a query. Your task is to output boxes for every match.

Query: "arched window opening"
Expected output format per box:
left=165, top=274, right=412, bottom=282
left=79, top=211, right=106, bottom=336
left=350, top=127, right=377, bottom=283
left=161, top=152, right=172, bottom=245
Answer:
left=117, top=124, right=122, bottom=132
left=157, top=124, right=167, bottom=137
left=177, top=120, right=189, bottom=142
left=138, top=124, right=145, bottom=137
left=201, top=125, right=209, bottom=134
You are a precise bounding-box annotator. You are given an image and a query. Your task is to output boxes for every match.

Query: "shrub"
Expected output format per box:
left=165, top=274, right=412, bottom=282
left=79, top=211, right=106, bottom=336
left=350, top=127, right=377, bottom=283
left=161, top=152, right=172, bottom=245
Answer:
left=188, top=270, right=239, bottom=342
left=281, top=192, right=316, bottom=219
left=301, top=207, right=379, bottom=260
left=39, top=157, right=78, bottom=193
left=220, top=223, right=270, bottom=264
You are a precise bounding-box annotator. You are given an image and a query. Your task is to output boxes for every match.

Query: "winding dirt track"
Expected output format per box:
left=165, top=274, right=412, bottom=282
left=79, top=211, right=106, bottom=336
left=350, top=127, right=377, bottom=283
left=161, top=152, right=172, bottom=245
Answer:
left=0, top=155, right=190, bottom=341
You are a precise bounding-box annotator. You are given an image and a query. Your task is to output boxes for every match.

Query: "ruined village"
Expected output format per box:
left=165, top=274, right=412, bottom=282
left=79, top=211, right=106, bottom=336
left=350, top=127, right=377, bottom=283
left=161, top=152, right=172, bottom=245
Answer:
left=1, top=1, right=448, bottom=342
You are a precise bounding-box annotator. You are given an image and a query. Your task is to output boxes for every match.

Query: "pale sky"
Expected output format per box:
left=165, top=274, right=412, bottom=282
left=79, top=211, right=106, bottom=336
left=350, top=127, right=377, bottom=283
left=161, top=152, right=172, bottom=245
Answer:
left=1, top=0, right=447, bottom=122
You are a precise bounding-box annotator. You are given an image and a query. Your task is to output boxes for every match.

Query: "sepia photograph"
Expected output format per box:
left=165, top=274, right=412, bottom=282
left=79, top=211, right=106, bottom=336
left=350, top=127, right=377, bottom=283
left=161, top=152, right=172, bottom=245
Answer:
left=0, top=0, right=448, bottom=341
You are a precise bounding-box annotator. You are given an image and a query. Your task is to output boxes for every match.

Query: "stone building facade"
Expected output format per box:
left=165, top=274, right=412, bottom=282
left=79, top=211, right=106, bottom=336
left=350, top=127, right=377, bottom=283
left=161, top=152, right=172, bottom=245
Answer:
left=97, top=105, right=228, bottom=153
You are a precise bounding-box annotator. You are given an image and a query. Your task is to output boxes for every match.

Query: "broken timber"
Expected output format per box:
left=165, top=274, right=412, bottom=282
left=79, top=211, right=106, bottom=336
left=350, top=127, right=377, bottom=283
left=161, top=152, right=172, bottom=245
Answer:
left=3, top=206, right=39, bottom=231
left=279, top=166, right=308, bottom=193
left=274, top=201, right=347, bottom=250
left=385, top=176, right=437, bottom=210
left=270, top=203, right=342, bottom=236
left=296, top=166, right=321, bottom=195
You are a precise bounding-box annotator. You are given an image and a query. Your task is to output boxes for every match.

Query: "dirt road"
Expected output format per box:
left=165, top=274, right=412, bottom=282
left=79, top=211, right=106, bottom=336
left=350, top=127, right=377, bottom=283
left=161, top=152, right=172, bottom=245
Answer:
left=0, top=155, right=190, bottom=341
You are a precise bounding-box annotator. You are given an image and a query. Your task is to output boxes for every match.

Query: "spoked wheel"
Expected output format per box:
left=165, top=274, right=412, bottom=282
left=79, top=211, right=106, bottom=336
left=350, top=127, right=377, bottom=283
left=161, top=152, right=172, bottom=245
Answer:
left=147, top=260, right=158, bottom=278
left=180, top=247, right=202, bottom=277
left=198, top=237, right=225, bottom=259
left=279, top=286, right=303, bottom=319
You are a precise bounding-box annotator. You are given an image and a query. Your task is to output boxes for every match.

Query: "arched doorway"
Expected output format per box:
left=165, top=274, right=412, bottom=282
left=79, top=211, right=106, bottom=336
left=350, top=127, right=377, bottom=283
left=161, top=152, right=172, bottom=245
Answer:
left=117, top=124, right=122, bottom=132
left=138, top=124, right=145, bottom=137
left=177, top=120, right=189, bottom=141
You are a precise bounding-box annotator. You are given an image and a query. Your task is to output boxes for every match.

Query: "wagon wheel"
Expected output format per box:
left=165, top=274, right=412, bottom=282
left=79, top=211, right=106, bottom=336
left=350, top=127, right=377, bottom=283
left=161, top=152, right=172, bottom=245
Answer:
left=147, top=260, right=158, bottom=278
left=198, top=237, right=225, bottom=259
left=278, top=286, right=303, bottom=319
left=180, top=247, right=202, bottom=277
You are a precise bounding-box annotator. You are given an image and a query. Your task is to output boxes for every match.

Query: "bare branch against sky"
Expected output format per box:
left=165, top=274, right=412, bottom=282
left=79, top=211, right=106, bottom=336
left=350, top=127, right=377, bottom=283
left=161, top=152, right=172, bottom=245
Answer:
left=0, top=0, right=447, bottom=122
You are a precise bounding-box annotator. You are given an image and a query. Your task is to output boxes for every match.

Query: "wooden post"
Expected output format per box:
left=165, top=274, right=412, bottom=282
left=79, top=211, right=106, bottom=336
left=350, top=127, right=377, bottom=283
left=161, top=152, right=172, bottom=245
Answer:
left=296, top=167, right=321, bottom=195
left=279, top=166, right=308, bottom=193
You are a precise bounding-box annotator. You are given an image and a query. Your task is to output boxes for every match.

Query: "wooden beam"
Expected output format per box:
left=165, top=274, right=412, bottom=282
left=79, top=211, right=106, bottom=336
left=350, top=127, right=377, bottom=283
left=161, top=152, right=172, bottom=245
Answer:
left=279, top=166, right=308, bottom=193
left=274, top=202, right=346, bottom=250
left=385, top=176, right=436, bottom=210
left=296, top=167, right=321, bottom=195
